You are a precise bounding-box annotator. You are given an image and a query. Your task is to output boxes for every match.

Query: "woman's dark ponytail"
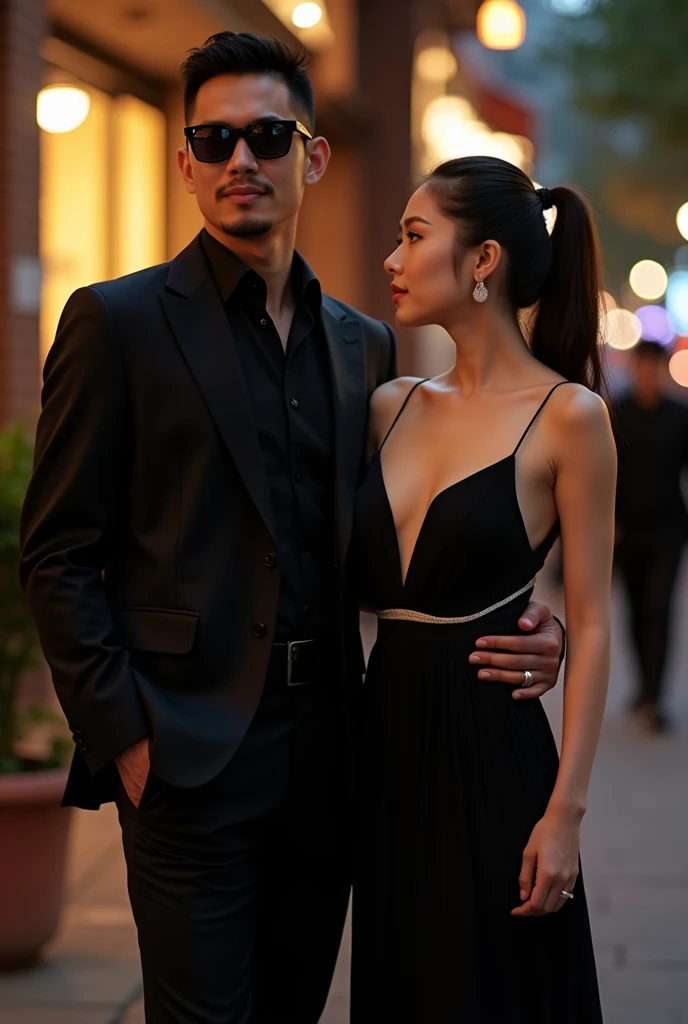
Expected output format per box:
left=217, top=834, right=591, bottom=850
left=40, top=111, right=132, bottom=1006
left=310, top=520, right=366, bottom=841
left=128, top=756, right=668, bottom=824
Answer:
left=426, top=157, right=605, bottom=395
left=530, top=186, right=603, bottom=393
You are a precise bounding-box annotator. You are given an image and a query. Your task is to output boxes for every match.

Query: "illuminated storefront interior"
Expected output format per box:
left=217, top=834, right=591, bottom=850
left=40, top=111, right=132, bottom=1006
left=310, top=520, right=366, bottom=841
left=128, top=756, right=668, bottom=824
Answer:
left=39, top=75, right=166, bottom=361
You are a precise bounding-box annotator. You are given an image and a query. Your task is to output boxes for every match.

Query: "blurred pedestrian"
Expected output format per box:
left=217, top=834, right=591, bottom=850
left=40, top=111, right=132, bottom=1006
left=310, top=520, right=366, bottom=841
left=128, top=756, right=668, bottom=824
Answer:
left=614, top=340, right=688, bottom=732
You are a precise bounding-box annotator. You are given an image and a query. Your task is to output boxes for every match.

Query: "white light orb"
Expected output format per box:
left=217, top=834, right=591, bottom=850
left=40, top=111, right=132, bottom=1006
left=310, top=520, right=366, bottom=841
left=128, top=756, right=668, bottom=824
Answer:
left=604, top=308, right=642, bottom=351
left=629, top=259, right=668, bottom=301
left=292, top=2, right=322, bottom=29
left=37, top=85, right=90, bottom=134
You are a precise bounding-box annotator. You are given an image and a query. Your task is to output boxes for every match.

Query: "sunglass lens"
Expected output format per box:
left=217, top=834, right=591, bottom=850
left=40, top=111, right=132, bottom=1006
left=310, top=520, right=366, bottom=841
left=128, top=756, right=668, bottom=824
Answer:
left=247, top=121, right=292, bottom=159
left=191, top=125, right=235, bottom=163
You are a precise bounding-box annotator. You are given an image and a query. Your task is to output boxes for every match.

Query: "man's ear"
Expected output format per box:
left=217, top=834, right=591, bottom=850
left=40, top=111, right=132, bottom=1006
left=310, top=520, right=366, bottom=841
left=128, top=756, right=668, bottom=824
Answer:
left=177, top=146, right=196, bottom=195
left=304, top=137, right=331, bottom=186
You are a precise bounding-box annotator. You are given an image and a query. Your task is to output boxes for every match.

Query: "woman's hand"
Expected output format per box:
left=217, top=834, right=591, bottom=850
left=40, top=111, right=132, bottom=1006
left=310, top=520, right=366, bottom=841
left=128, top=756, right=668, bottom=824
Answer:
left=511, top=809, right=581, bottom=917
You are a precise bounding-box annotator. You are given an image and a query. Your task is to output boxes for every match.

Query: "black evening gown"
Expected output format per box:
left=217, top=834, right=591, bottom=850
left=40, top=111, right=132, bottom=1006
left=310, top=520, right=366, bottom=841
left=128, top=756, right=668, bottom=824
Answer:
left=350, top=381, right=603, bottom=1023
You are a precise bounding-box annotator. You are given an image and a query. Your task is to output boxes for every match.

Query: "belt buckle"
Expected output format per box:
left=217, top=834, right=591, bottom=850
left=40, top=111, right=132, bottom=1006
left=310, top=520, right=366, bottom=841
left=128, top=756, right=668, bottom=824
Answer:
left=287, top=639, right=315, bottom=687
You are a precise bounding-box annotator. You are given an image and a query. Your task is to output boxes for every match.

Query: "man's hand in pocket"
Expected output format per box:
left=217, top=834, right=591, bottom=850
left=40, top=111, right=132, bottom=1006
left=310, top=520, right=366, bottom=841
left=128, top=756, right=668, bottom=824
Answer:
left=115, top=737, right=151, bottom=808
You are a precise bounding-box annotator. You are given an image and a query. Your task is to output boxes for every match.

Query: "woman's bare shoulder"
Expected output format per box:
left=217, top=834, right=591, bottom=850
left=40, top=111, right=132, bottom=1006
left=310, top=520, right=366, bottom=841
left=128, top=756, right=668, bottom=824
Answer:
left=370, top=376, right=426, bottom=412
left=546, top=384, right=615, bottom=467
left=548, top=383, right=610, bottom=430
left=368, top=377, right=428, bottom=449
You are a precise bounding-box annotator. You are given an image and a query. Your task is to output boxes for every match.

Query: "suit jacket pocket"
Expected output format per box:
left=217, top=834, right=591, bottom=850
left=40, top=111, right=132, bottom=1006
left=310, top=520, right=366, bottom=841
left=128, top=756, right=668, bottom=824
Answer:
left=118, top=606, right=200, bottom=655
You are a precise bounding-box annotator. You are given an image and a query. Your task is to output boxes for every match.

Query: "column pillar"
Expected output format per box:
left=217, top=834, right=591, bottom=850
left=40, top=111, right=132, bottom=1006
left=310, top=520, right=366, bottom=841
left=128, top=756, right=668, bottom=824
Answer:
left=0, top=0, right=45, bottom=425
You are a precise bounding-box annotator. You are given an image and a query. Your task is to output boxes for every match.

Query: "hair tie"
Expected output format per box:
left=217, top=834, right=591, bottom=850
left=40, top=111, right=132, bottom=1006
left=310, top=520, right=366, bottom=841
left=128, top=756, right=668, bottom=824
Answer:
left=536, top=187, right=554, bottom=211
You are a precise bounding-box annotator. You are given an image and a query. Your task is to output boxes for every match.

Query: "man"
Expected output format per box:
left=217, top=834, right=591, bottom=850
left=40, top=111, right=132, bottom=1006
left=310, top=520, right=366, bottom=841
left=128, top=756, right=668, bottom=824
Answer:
left=614, top=340, right=688, bottom=732
left=20, top=33, right=564, bottom=1024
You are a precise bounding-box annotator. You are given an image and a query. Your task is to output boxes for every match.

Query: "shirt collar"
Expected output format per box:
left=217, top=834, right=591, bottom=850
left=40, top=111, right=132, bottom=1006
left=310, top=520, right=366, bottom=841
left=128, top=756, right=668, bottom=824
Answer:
left=200, top=228, right=322, bottom=316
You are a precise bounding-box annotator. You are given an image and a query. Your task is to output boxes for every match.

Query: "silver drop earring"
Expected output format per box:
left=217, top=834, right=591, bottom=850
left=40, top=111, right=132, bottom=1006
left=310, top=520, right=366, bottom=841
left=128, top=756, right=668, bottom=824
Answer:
left=473, top=278, right=488, bottom=303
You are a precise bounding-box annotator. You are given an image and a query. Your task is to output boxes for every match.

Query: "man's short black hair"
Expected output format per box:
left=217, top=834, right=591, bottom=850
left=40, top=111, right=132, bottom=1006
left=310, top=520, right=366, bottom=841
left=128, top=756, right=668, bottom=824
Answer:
left=634, top=340, right=668, bottom=360
left=180, top=32, right=315, bottom=129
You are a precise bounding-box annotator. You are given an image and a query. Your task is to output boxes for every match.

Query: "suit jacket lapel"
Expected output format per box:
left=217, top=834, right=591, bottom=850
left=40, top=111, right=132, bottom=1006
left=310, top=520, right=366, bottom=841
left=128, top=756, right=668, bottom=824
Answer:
left=160, top=235, right=276, bottom=541
left=322, top=297, right=367, bottom=563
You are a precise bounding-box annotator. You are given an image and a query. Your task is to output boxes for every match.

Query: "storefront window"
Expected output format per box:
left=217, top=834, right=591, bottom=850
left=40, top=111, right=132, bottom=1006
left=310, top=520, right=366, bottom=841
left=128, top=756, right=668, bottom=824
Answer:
left=40, top=83, right=165, bottom=361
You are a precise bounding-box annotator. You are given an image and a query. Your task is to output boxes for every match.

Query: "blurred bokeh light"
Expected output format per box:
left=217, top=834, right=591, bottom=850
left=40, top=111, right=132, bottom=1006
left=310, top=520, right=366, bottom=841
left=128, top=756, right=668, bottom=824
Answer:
left=477, top=1, right=526, bottom=50
left=635, top=305, right=675, bottom=345
left=37, top=85, right=90, bottom=134
left=629, top=260, right=668, bottom=301
left=291, top=3, right=322, bottom=28
left=677, top=203, right=688, bottom=243
left=421, top=95, right=532, bottom=171
left=666, top=271, right=688, bottom=335
left=416, top=45, right=458, bottom=83
left=669, top=350, right=688, bottom=387
left=604, top=308, right=642, bottom=350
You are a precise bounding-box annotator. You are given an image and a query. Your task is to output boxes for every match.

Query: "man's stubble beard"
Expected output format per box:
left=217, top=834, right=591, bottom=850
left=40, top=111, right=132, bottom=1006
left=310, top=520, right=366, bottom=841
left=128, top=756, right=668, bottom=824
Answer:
left=220, top=218, right=274, bottom=239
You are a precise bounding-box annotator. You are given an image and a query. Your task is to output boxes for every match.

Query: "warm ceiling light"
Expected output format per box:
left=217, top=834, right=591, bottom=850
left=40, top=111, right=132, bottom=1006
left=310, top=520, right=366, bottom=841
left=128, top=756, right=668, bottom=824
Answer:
left=677, top=202, right=688, bottom=243
left=292, top=2, right=322, bottom=28
left=37, top=85, right=90, bottom=134
left=629, top=259, right=668, bottom=301
left=477, top=0, right=526, bottom=50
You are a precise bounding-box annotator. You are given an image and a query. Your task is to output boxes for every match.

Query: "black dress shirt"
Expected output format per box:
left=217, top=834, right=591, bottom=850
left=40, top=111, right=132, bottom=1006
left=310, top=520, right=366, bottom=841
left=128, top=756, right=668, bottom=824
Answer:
left=614, top=393, right=688, bottom=540
left=200, top=229, right=335, bottom=640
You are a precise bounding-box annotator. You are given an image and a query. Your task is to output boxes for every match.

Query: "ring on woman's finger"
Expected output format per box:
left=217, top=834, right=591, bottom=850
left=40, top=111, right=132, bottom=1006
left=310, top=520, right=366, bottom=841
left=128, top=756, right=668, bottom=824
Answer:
left=560, top=889, right=575, bottom=900
left=521, top=670, right=534, bottom=688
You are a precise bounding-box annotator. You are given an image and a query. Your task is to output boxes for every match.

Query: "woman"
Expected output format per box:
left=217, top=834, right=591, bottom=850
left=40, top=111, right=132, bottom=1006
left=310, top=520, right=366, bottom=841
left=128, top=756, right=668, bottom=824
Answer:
left=350, top=157, right=615, bottom=1022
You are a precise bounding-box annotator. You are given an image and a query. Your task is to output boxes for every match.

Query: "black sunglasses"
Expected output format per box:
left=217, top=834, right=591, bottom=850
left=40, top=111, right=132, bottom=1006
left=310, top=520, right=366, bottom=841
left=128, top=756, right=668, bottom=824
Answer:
left=184, top=120, right=313, bottom=163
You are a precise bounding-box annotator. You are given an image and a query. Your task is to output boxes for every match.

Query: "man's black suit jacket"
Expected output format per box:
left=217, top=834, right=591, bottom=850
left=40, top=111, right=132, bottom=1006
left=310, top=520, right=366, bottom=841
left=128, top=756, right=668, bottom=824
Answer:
left=19, top=234, right=397, bottom=809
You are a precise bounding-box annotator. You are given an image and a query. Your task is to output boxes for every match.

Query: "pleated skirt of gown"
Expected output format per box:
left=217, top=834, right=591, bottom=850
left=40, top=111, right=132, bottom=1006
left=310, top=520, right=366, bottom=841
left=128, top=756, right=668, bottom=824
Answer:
left=351, top=606, right=604, bottom=1024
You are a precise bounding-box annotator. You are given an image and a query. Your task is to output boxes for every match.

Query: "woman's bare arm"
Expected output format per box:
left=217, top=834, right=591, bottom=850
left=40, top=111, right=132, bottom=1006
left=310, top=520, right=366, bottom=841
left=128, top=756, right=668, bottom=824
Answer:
left=514, top=385, right=616, bottom=916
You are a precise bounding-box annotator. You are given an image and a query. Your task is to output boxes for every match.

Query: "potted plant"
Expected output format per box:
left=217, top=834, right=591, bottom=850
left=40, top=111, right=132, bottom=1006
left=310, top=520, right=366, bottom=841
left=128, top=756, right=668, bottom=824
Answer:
left=0, top=421, right=72, bottom=970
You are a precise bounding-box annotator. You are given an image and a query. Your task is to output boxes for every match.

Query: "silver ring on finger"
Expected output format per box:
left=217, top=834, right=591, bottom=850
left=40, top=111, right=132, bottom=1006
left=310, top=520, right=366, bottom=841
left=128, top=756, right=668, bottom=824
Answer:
left=522, top=670, right=534, bottom=688
left=560, top=890, right=575, bottom=900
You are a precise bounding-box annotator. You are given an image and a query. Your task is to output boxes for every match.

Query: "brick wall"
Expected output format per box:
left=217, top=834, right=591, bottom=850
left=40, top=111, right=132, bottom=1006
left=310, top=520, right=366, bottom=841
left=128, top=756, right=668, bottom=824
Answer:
left=0, top=0, right=45, bottom=426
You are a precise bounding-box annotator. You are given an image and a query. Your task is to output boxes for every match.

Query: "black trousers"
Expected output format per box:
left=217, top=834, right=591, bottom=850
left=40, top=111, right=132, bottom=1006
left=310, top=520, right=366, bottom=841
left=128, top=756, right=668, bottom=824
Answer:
left=616, top=533, right=685, bottom=708
left=115, top=659, right=352, bottom=1024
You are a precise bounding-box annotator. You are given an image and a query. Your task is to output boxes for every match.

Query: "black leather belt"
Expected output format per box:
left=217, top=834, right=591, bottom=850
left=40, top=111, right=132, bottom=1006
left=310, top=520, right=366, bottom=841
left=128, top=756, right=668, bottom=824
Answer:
left=269, top=638, right=322, bottom=687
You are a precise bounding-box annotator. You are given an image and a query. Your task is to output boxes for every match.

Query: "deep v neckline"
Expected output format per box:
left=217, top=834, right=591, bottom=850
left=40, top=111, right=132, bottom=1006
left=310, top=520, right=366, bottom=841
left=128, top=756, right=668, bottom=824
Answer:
left=375, top=448, right=514, bottom=589
left=374, top=379, right=570, bottom=589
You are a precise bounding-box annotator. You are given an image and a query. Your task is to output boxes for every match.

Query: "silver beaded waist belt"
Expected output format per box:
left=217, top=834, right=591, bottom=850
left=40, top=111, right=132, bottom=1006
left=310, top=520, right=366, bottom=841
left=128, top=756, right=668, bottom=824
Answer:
left=376, top=577, right=537, bottom=625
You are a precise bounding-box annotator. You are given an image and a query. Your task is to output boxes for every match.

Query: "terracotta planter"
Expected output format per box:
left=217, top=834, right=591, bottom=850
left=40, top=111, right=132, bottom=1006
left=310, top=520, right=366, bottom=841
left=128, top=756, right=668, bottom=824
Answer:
left=0, top=767, right=71, bottom=970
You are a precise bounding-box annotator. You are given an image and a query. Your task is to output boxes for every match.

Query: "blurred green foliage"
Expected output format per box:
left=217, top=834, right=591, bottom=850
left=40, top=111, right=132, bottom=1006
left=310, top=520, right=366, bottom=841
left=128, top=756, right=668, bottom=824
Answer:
left=0, top=423, right=68, bottom=773
left=557, top=0, right=688, bottom=149
left=544, top=0, right=688, bottom=271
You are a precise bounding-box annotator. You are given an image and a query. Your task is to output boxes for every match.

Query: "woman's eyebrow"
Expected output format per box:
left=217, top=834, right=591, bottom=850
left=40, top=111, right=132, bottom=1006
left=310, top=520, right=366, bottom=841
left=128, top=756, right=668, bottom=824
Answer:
left=401, top=216, right=432, bottom=229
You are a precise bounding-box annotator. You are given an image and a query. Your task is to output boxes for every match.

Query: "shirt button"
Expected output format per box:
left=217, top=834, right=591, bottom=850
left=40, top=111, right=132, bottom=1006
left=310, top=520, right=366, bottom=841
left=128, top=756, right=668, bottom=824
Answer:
left=293, top=472, right=302, bottom=483
left=290, top=397, right=300, bottom=409
left=260, top=318, right=267, bottom=326
left=252, top=623, right=268, bottom=639
left=264, top=552, right=277, bottom=568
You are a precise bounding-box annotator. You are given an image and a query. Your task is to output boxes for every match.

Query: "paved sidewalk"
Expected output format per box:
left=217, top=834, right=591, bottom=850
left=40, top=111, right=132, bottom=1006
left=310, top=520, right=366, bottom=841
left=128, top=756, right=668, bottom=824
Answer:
left=1, top=574, right=687, bottom=1023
